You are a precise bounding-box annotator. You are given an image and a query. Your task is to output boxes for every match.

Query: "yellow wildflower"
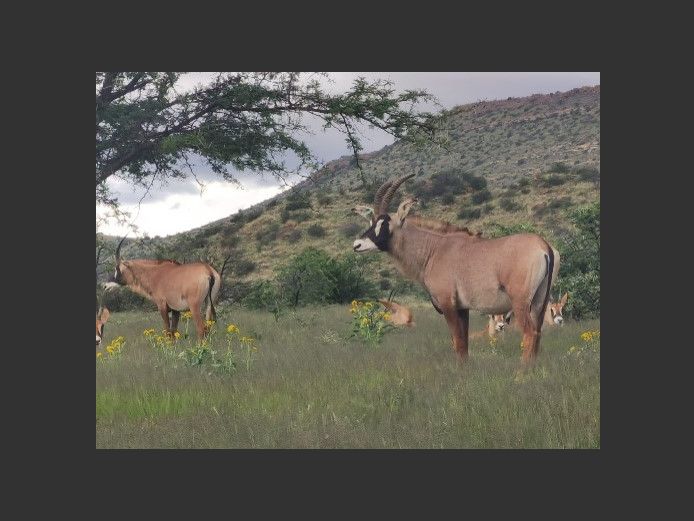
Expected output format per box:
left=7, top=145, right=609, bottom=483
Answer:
left=182, top=311, right=193, bottom=319
left=226, top=324, right=240, bottom=334
left=174, top=331, right=181, bottom=339
left=96, top=352, right=103, bottom=358
left=361, top=317, right=369, bottom=327
left=383, top=312, right=392, bottom=321
left=205, top=319, right=215, bottom=328
left=365, top=302, right=373, bottom=309
left=106, top=346, right=114, bottom=354
left=581, top=331, right=592, bottom=342
left=143, top=328, right=155, bottom=336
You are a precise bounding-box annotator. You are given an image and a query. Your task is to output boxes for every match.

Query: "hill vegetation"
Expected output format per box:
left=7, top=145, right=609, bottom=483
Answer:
left=98, top=86, right=600, bottom=318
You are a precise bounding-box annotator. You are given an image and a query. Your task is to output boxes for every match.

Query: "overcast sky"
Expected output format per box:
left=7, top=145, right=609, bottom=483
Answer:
left=96, top=72, right=600, bottom=238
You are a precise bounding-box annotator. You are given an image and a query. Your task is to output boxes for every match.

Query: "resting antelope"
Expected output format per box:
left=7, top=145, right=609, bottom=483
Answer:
left=351, top=174, right=555, bottom=364
left=545, top=292, right=568, bottom=326
left=104, top=238, right=221, bottom=340
left=470, top=313, right=512, bottom=340
left=96, top=307, right=110, bottom=347
left=378, top=299, right=414, bottom=327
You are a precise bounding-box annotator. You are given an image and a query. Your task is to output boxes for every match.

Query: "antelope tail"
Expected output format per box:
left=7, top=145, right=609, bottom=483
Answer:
left=539, top=247, right=555, bottom=323
left=205, top=269, right=221, bottom=322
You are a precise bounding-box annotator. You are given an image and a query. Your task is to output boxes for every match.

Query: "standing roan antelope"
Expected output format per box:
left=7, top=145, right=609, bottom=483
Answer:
left=104, top=238, right=222, bottom=340
left=351, top=174, right=556, bottom=365
left=96, top=307, right=110, bottom=347
left=545, top=292, right=568, bottom=326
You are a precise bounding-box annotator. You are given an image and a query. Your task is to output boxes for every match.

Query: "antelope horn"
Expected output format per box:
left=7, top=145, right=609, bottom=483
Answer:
left=115, top=235, right=127, bottom=264
left=380, top=174, right=415, bottom=214
left=373, top=180, right=393, bottom=215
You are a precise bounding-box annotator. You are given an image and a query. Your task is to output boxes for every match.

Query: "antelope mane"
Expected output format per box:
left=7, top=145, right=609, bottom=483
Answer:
left=405, top=216, right=481, bottom=237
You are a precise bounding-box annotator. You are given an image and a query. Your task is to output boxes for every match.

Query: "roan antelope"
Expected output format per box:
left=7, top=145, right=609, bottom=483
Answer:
left=470, top=313, right=512, bottom=341
left=351, top=174, right=556, bottom=365
left=96, top=307, right=110, bottom=347
left=545, top=292, right=568, bottom=326
left=378, top=299, right=414, bottom=327
left=104, top=238, right=221, bottom=340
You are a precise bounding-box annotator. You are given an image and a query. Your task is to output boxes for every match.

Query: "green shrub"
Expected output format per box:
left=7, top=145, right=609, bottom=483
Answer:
left=499, top=197, right=522, bottom=212
left=306, top=224, right=326, bottom=238
left=538, top=174, right=566, bottom=187
left=458, top=207, right=481, bottom=220
left=441, top=193, right=456, bottom=205
left=549, top=161, right=570, bottom=173
left=233, top=259, right=256, bottom=276
left=472, top=189, right=492, bottom=205
left=340, top=222, right=363, bottom=238
left=533, top=196, right=573, bottom=218
left=285, top=190, right=312, bottom=211
left=255, top=223, right=280, bottom=246
left=285, top=229, right=303, bottom=243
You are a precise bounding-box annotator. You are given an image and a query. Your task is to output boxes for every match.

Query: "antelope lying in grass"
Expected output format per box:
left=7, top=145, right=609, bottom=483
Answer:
left=378, top=299, right=414, bottom=327
left=104, top=238, right=221, bottom=340
left=96, top=307, right=110, bottom=347
left=351, top=174, right=556, bottom=365
left=470, top=313, right=512, bottom=341
left=545, top=292, right=568, bottom=326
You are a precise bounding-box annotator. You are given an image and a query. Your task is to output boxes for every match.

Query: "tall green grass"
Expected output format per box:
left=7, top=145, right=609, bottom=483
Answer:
left=96, top=305, right=599, bottom=448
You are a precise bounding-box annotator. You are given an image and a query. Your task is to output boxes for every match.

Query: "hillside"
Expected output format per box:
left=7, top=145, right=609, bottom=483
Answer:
left=99, top=86, right=600, bottom=298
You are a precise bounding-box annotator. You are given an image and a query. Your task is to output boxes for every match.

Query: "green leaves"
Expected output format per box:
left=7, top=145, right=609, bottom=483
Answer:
left=96, top=72, right=439, bottom=207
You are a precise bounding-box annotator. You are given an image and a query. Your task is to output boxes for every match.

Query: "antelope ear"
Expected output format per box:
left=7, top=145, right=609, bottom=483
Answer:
left=396, top=197, right=418, bottom=225
left=98, top=307, right=110, bottom=324
left=351, top=205, right=375, bottom=222
left=560, top=292, right=568, bottom=305
left=504, top=311, right=513, bottom=324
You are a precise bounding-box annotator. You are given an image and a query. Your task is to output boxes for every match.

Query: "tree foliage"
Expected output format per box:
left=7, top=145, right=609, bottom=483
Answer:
left=96, top=72, right=438, bottom=205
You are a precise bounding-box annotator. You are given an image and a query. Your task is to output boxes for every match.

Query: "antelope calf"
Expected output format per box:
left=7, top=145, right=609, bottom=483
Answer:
left=104, top=238, right=222, bottom=340
left=351, top=174, right=557, bottom=365
left=96, top=307, right=110, bottom=347
left=378, top=299, right=414, bottom=327
left=545, top=292, right=568, bottom=326
left=470, top=313, right=511, bottom=341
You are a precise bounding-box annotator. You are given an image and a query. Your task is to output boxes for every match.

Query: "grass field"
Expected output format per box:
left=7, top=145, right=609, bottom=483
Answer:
left=96, top=303, right=600, bottom=449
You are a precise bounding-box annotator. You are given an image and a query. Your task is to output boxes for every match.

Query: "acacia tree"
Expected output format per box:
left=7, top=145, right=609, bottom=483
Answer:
left=96, top=72, right=439, bottom=206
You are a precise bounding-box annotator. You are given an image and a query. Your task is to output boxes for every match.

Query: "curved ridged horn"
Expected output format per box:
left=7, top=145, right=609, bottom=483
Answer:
left=373, top=180, right=393, bottom=215
left=115, top=236, right=127, bottom=264
left=380, top=174, right=415, bottom=214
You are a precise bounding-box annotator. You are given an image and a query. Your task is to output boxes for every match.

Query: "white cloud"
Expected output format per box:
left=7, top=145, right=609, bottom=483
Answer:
left=96, top=181, right=288, bottom=238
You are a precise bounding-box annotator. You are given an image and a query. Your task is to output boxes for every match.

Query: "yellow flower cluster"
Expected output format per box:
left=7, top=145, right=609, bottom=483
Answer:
left=580, top=329, right=600, bottom=342
left=182, top=311, right=193, bottom=319
left=205, top=319, right=216, bottom=328
left=143, top=328, right=156, bottom=337
left=227, top=324, right=240, bottom=334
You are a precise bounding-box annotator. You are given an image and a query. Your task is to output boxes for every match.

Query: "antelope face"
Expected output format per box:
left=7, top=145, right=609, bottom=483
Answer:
left=353, top=215, right=391, bottom=253
left=492, top=314, right=507, bottom=331
left=105, top=261, right=127, bottom=289
left=549, top=292, right=568, bottom=325
left=96, top=307, right=110, bottom=347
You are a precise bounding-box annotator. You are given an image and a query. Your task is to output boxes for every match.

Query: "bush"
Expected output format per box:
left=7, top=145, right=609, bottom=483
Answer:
left=472, top=189, right=492, bottom=205
left=285, top=229, right=302, bottom=243
left=306, top=224, right=326, bottom=238
left=316, top=193, right=332, bottom=207
left=458, top=207, right=481, bottom=220
left=233, top=259, right=256, bottom=276
left=276, top=247, right=377, bottom=308
left=340, top=222, right=363, bottom=238
left=285, top=190, right=312, bottom=211
left=549, top=161, right=570, bottom=173
left=537, top=174, right=566, bottom=187
left=379, top=278, right=392, bottom=290
left=518, top=177, right=530, bottom=187
left=533, top=196, right=573, bottom=218
left=555, top=202, right=600, bottom=318
left=441, top=193, right=456, bottom=205
left=255, top=223, right=280, bottom=246
left=574, top=166, right=600, bottom=184
left=499, top=197, right=522, bottom=212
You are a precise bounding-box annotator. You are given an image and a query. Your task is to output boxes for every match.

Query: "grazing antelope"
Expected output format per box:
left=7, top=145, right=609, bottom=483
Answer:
left=545, top=292, right=568, bottom=326
left=351, top=174, right=555, bottom=365
left=96, top=307, right=110, bottom=347
left=104, top=238, right=221, bottom=340
left=378, top=299, right=414, bottom=327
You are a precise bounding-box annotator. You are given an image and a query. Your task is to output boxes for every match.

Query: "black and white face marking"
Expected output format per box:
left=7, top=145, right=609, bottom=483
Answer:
left=96, top=323, right=104, bottom=346
left=106, top=262, right=126, bottom=288
left=353, top=215, right=391, bottom=253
